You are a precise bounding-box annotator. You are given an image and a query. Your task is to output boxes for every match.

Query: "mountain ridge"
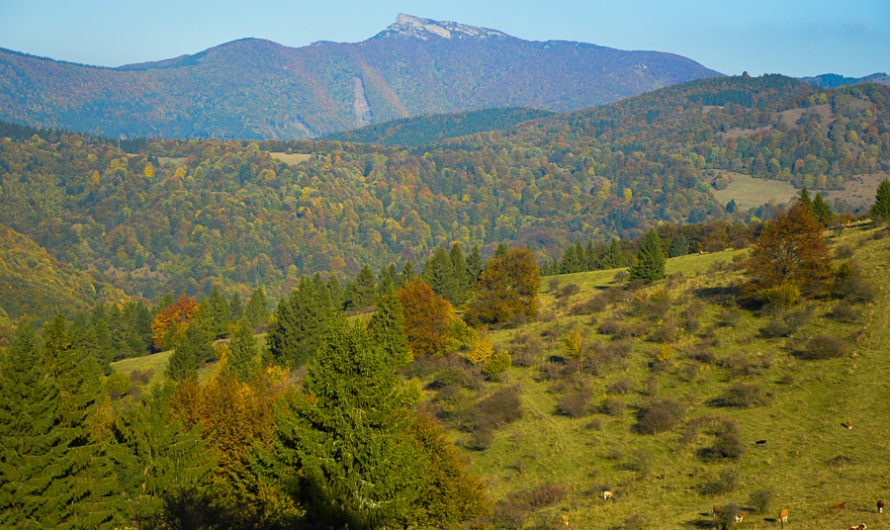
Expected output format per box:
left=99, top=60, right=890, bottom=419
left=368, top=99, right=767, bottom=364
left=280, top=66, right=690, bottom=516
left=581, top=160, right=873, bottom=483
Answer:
left=0, top=14, right=722, bottom=139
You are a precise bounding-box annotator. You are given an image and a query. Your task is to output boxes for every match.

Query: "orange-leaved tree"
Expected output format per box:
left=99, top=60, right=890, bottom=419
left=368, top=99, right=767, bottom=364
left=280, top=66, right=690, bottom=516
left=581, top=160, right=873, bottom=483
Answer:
left=745, top=202, right=831, bottom=297
left=151, top=293, right=198, bottom=350
left=397, top=277, right=456, bottom=358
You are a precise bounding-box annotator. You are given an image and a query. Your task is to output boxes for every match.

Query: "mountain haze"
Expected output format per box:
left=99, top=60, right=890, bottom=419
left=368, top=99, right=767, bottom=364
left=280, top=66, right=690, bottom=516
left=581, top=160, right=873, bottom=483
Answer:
left=0, top=14, right=722, bottom=139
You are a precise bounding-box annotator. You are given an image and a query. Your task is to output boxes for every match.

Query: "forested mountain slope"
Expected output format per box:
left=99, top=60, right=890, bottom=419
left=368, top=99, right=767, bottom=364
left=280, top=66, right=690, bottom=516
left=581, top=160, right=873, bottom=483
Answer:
left=1, top=76, right=888, bottom=314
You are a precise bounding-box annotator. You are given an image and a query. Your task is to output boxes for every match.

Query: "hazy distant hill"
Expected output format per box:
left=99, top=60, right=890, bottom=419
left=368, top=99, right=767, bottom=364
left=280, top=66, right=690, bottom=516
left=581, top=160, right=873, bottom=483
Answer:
left=324, top=107, right=554, bottom=147
left=0, top=14, right=721, bottom=140
left=801, top=72, right=890, bottom=88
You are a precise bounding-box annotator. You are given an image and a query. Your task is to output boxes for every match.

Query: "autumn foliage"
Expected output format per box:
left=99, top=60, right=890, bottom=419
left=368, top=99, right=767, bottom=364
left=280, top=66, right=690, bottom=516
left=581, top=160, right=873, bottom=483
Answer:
left=151, top=293, right=198, bottom=350
left=465, top=247, right=541, bottom=326
left=397, top=277, right=456, bottom=358
left=745, top=202, right=831, bottom=296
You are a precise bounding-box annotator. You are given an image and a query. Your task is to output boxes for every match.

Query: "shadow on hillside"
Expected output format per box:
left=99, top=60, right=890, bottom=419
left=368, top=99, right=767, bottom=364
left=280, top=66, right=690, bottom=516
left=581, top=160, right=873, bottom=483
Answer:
left=692, top=285, right=742, bottom=304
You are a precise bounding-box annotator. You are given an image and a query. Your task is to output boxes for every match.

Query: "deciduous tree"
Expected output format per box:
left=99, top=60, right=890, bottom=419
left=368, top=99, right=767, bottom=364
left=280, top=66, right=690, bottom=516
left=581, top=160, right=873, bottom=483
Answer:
left=465, top=247, right=540, bottom=326
left=745, top=202, right=831, bottom=295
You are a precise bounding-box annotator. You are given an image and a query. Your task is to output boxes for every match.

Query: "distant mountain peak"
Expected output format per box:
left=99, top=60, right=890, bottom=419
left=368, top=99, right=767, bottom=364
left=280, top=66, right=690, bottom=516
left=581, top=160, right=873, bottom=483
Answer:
left=376, top=13, right=510, bottom=40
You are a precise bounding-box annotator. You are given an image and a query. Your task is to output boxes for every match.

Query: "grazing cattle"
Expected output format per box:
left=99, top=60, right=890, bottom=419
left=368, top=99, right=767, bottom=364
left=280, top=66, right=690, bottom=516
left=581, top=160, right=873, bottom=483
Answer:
left=843, top=419, right=853, bottom=429
left=778, top=508, right=789, bottom=526
left=834, top=502, right=847, bottom=511
left=712, top=504, right=723, bottom=517
left=878, top=499, right=885, bottom=513
left=602, top=490, right=614, bottom=501
left=844, top=524, right=866, bottom=530
left=734, top=512, right=745, bottom=523
left=561, top=514, right=570, bottom=528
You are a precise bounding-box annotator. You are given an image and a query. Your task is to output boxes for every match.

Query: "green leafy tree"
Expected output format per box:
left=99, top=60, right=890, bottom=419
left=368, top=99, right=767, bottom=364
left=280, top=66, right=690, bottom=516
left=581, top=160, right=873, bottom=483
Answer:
left=629, top=229, right=666, bottom=283
left=465, top=247, right=541, bottom=326
left=871, top=179, right=890, bottom=223
left=273, top=323, right=423, bottom=528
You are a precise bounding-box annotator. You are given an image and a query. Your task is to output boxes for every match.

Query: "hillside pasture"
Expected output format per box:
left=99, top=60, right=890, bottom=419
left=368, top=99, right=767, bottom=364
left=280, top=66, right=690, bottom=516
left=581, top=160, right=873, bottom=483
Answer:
left=712, top=172, right=797, bottom=210
left=270, top=152, right=312, bottom=165
left=460, top=223, right=890, bottom=529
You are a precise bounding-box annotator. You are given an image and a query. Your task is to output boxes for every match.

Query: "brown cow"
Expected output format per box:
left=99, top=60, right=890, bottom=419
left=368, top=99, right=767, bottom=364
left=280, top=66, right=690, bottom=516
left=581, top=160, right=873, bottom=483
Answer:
left=878, top=499, right=885, bottom=513
left=777, top=508, right=789, bottom=526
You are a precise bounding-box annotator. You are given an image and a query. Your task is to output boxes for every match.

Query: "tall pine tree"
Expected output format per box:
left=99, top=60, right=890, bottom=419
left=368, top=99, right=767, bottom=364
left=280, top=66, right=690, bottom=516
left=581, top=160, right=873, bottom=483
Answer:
left=629, top=230, right=666, bottom=283
left=272, top=323, right=423, bottom=528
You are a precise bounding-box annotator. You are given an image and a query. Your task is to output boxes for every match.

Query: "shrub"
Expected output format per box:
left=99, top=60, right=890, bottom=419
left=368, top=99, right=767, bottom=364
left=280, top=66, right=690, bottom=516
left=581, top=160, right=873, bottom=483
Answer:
left=556, top=377, right=594, bottom=418
left=570, top=295, right=608, bottom=315
left=714, top=383, right=770, bottom=407
left=636, top=397, right=684, bottom=434
left=749, top=488, right=775, bottom=513
left=758, top=283, right=801, bottom=310
left=833, top=244, right=855, bottom=259
left=831, top=262, right=875, bottom=303
left=129, top=368, right=154, bottom=385
left=828, top=301, right=862, bottom=324
left=483, top=349, right=512, bottom=381
left=681, top=301, right=705, bottom=332
left=697, top=469, right=738, bottom=496
left=717, top=351, right=772, bottom=378
left=698, top=420, right=745, bottom=462
left=759, top=306, right=813, bottom=338
left=600, top=397, right=626, bottom=417
left=510, top=333, right=540, bottom=367
left=608, top=377, right=635, bottom=395
left=798, top=334, right=848, bottom=360
left=649, top=319, right=678, bottom=343
left=554, top=282, right=581, bottom=299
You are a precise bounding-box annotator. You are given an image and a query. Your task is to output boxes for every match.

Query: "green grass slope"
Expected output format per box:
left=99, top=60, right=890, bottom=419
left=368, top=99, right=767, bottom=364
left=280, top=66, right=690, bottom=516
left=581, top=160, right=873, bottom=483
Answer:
left=454, top=224, right=889, bottom=529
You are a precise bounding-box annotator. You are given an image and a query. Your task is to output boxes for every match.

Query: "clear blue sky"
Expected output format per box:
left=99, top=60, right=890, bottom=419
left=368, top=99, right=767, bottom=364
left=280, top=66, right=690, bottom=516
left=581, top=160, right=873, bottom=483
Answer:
left=0, top=0, right=887, bottom=77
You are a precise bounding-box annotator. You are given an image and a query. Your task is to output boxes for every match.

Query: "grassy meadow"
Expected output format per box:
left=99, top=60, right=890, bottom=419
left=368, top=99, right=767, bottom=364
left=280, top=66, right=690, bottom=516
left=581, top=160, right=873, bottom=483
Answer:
left=108, top=223, right=890, bottom=529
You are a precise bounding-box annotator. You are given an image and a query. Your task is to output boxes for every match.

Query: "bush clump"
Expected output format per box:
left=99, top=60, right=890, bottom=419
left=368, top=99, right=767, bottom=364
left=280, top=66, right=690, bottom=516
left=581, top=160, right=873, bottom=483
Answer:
left=798, top=334, right=849, bottom=360
left=713, top=383, right=770, bottom=408
left=636, top=397, right=685, bottom=434
left=697, top=469, right=738, bottom=497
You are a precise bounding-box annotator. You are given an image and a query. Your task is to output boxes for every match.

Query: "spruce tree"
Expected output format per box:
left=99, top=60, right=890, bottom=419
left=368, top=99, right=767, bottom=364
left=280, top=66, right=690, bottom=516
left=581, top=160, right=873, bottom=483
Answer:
left=245, top=287, right=269, bottom=331
left=422, top=246, right=460, bottom=305
left=167, top=321, right=213, bottom=382
left=267, top=276, right=340, bottom=367
left=226, top=317, right=259, bottom=382
left=466, top=245, right=484, bottom=282
left=449, top=243, right=471, bottom=305
left=0, top=323, right=65, bottom=528
left=345, top=266, right=376, bottom=312
left=273, top=323, right=423, bottom=528
left=669, top=233, right=689, bottom=257
left=368, top=276, right=410, bottom=367
left=111, top=387, right=216, bottom=528
left=812, top=193, right=833, bottom=226
left=206, top=286, right=231, bottom=339
left=629, top=229, right=666, bottom=283
left=871, top=179, right=890, bottom=223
